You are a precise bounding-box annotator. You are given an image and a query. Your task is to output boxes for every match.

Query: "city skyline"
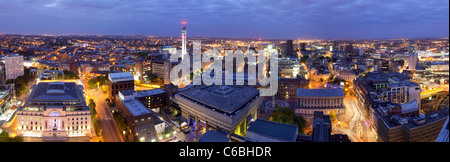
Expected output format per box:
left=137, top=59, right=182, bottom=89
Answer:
left=0, top=0, right=448, bottom=39
left=0, top=0, right=448, bottom=145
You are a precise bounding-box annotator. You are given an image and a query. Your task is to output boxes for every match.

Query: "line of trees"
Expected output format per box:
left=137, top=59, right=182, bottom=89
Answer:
left=112, top=110, right=132, bottom=142
left=6, top=68, right=35, bottom=97
left=89, top=99, right=102, bottom=141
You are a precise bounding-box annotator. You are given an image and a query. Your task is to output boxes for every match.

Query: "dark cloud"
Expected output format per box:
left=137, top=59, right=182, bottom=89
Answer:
left=0, top=0, right=448, bottom=39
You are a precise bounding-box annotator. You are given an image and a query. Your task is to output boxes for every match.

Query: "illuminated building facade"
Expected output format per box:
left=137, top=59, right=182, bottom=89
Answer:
left=16, top=82, right=91, bottom=141
left=295, top=88, right=346, bottom=115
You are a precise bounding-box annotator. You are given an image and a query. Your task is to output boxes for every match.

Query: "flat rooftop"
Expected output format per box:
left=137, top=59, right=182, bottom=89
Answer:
left=119, top=89, right=166, bottom=98
left=297, top=88, right=344, bottom=98
left=108, top=72, right=134, bottom=82
left=136, top=89, right=166, bottom=98
left=121, top=98, right=152, bottom=117
left=177, top=85, right=259, bottom=114
left=198, top=130, right=230, bottom=142
left=380, top=108, right=449, bottom=129
left=247, top=119, right=298, bottom=142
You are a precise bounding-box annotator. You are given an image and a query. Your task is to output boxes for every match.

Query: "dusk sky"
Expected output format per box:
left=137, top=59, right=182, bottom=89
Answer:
left=0, top=0, right=448, bottom=39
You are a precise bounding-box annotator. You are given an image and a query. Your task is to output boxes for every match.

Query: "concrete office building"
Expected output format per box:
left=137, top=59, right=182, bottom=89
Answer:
left=374, top=101, right=448, bottom=142
left=435, top=116, right=449, bottom=142
left=173, top=85, right=262, bottom=136
left=311, top=111, right=332, bottom=142
left=354, top=72, right=421, bottom=117
left=116, top=90, right=159, bottom=142
left=118, top=89, right=167, bottom=113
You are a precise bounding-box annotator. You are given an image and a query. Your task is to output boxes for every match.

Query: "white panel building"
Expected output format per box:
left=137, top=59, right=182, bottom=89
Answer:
left=5, top=53, right=24, bottom=80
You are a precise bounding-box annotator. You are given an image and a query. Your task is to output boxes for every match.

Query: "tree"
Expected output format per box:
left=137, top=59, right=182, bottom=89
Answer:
left=300, top=55, right=309, bottom=63
left=329, top=111, right=337, bottom=122
left=89, top=99, right=96, bottom=116
left=11, top=135, right=24, bottom=142
left=100, top=85, right=108, bottom=93
left=146, top=74, right=158, bottom=82
left=56, top=72, right=64, bottom=79
left=0, top=131, right=23, bottom=142
left=270, top=107, right=307, bottom=134
left=7, top=68, right=36, bottom=97
left=0, top=131, right=12, bottom=142
left=105, top=98, right=114, bottom=107
left=63, top=70, right=79, bottom=79
left=88, top=75, right=108, bottom=89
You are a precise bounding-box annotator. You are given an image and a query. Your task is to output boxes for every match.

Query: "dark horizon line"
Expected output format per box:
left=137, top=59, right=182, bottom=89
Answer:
left=1, top=32, right=449, bottom=41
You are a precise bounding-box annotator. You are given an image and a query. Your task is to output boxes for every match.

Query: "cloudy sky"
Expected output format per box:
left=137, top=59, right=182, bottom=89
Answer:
left=0, top=0, right=448, bottom=39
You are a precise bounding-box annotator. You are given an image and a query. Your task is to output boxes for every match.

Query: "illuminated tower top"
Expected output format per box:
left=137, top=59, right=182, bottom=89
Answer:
left=182, top=19, right=187, bottom=30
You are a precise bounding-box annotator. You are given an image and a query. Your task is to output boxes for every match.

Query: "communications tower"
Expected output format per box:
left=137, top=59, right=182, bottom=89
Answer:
left=181, top=19, right=187, bottom=60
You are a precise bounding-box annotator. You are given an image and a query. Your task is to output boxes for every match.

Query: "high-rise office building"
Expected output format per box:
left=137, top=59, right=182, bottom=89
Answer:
left=285, top=40, right=294, bottom=58
left=5, top=53, right=24, bottom=80
left=0, top=63, right=5, bottom=87
left=408, top=40, right=418, bottom=71
left=345, top=44, right=354, bottom=57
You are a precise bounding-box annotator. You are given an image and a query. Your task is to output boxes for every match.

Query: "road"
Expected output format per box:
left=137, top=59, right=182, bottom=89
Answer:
left=40, top=78, right=123, bottom=142
left=83, top=79, right=123, bottom=142
left=421, top=87, right=445, bottom=99
left=339, top=96, right=377, bottom=142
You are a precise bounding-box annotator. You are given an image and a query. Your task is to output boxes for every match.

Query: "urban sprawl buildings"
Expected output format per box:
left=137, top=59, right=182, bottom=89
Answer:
left=0, top=26, right=448, bottom=143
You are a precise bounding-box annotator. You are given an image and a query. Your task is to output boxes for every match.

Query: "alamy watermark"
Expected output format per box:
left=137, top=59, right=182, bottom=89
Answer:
left=169, top=44, right=278, bottom=96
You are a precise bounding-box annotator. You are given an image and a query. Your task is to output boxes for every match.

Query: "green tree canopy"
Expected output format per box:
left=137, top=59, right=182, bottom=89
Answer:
left=63, top=70, right=79, bottom=79
left=0, top=131, right=24, bottom=142
left=88, top=75, right=108, bottom=89
left=270, top=106, right=307, bottom=134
